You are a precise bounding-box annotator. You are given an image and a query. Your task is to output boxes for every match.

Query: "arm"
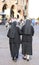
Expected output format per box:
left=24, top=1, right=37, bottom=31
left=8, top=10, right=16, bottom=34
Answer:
left=31, top=26, right=34, bottom=36
left=7, top=28, right=10, bottom=38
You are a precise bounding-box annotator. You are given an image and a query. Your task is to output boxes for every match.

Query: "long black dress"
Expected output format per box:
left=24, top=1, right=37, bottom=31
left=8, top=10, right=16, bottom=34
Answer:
left=21, top=19, right=34, bottom=55
left=7, top=21, right=21, bottom=59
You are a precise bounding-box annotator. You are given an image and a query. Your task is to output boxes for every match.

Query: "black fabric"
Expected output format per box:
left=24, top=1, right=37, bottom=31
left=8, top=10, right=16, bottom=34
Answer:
left=13, top=27, right=21, bottom=44
left=7, top=21, right=17, bottom=38
left=21, top=21, right=34, bottom=55
left=7, top=21, right=21, bottom=43
left=9, top=38, right=20, bottom=58
left=7, top=22, right=21, bottom=58
left=22, top=42, right=32, bottom=55
left=23, top=19, right=32, bottom=34
left=22, top=26, right=34, bottom=42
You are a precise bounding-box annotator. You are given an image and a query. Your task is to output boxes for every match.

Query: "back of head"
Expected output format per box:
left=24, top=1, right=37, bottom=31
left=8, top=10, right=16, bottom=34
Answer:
left=25, top=19, right=31, bottom=26
left=24, top=19, right=32, bottom=34
left=11, top=21, right=17, bottom=30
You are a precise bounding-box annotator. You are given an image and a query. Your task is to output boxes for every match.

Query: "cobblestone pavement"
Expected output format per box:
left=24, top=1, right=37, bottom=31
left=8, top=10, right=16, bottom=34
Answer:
left=0, top=25, right=39, bottom=65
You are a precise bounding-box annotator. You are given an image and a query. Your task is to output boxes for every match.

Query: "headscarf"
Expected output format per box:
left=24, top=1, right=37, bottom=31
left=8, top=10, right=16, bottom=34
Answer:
left=10, top=21, right=17, bottom=38
left=24, top=19, right=32, bottom=34
left=7, top=21, right=17, bottom=38
left=11, top=21, right=17, bottom=29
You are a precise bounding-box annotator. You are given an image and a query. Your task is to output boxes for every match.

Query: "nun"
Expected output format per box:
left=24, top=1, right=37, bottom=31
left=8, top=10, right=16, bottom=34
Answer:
left=21, top=19, right=34, bottom=61
left=7, top=21, right=21, bottom=61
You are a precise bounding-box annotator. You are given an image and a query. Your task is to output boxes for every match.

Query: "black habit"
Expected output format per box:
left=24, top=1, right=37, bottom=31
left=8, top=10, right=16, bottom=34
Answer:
left=7, top=21, right=21, bottom=58
left=21, top=19, right=34, bottom=55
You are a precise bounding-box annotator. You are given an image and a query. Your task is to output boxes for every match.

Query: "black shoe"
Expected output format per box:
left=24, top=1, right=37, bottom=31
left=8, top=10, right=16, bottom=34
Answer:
left=27, top=59, right=29, bottom=61
left=23, top=57, right=26, bottom=60
left=12, top=57, right=14, bottom=60
left=12, top=57, right=17, bottom=62
left=16, top=55, right=18, bottom=59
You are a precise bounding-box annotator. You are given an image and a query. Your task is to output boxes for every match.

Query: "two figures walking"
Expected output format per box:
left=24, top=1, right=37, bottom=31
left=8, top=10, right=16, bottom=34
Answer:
left=7, top=19, right=34, bottom=61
